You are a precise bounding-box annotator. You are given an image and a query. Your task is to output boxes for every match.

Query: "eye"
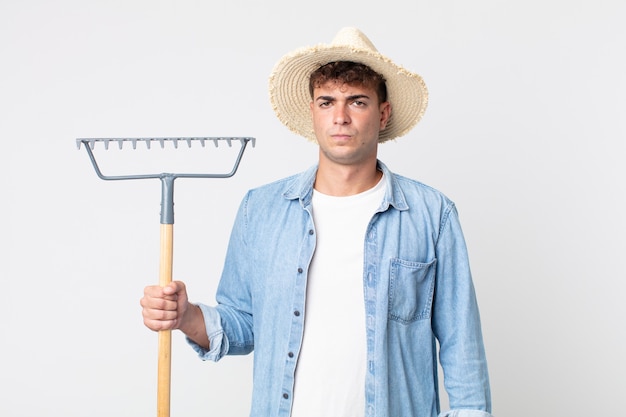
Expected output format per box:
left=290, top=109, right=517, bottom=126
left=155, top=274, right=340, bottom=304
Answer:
left=352, top=100, right=367, bottom=107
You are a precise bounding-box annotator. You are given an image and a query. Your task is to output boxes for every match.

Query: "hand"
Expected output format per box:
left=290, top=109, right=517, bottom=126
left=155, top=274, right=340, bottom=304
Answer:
left=140, top=281, right=190, bottom=331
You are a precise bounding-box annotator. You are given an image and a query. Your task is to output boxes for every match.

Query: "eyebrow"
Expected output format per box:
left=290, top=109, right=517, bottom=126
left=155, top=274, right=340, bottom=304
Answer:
left=315, top=94, right=372, bottom=102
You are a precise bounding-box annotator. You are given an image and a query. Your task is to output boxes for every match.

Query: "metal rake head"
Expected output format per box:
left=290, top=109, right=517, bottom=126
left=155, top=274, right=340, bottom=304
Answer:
left=77, top=136, right=255, bottom=224
left=76, top=137, right=255, bottom=181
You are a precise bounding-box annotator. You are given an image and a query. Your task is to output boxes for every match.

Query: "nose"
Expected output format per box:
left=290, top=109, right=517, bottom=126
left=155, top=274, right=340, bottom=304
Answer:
left=333, top=105, right=350, bottom=125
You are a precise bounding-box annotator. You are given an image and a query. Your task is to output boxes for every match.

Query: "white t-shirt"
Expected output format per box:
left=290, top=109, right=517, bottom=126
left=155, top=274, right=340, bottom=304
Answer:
left=291, top=176, right=386, bottom=417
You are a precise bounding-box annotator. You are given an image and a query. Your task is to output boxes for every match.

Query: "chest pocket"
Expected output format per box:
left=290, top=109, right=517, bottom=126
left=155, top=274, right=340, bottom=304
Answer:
left=388, top=258, right=437, bottom=324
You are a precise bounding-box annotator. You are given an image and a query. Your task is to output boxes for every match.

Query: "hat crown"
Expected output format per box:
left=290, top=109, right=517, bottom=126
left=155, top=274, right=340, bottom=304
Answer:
left=330, top=27, right=378, bottom=52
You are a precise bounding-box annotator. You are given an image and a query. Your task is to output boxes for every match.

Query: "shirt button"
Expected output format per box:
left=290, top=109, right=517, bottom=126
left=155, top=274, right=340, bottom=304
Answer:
left=297, top=267, right=303, bottom=273
left=288, top=352, right=294, bottom=358
left=308, top=229, right=314, bottom=235
left=294, top=310, right=300, bottom=317
left=283, top=393, right=289, bottom=399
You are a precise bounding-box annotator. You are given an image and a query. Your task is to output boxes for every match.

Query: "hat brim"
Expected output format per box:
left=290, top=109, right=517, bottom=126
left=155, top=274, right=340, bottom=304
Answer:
left=269, top=44, right=428, bottom=143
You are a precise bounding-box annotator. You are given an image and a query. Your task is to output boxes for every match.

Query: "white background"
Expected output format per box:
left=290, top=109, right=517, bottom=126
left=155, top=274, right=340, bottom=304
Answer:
left=2, top=1, right=625, bottom=416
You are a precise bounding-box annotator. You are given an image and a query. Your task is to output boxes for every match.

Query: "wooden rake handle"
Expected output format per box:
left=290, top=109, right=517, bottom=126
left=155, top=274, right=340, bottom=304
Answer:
left=158, top=224, right=174, bottom=417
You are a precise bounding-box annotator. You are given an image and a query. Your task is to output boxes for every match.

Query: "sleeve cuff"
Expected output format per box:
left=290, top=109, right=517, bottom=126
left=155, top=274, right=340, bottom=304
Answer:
left=439, top=410, right=494, bottom=417
left=185, top=303, right=229, bottom=362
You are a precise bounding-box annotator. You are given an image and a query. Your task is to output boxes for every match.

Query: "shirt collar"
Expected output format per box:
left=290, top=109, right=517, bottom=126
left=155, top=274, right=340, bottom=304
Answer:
left=283, top=160, right=409, bottom=212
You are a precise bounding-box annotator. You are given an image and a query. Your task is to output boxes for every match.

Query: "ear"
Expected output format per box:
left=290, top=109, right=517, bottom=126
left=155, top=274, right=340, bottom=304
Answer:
left=379, top=102, right=391, bottom=130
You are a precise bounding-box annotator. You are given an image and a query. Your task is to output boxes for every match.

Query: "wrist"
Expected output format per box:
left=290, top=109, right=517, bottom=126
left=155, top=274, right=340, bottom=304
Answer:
left=179, top=303, right=210, bottom=349
left=178, top=302, right=199, bottom=332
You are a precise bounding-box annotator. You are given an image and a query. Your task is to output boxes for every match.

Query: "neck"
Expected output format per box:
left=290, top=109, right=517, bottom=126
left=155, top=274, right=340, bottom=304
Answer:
left=314, top=158, right=381, bottom=196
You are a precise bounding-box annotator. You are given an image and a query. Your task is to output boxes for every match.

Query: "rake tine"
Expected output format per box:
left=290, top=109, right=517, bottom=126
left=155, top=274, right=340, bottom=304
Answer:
left=226, top=138, right=232, bottom=147
left=173, top=138, right=179, bottom=149
left=212, top=138, right=219, bottom=147
left=185, top=138, right=192, bottom=148
left=89, top=139, right=96, bottom=150
left=200, top=138, right=206, bottom=147
left=145, top=138, right=151, bottom=150
left=102, top=139, right=110, bottom=150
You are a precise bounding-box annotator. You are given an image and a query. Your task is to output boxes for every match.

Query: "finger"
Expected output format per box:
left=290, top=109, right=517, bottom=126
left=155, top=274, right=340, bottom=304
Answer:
left=143, top=317, right=178, bottom=331
left=143, top=285, right=165, bottom=297
left=142, top=306, right=179, bottom=321
left=143, top=288, right=177, bottom=306
left=141, top=293, right=179, bottom=310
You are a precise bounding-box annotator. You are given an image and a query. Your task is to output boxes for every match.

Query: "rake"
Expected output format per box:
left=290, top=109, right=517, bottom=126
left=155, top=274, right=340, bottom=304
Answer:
left=77, top=137, right=255, bottom=417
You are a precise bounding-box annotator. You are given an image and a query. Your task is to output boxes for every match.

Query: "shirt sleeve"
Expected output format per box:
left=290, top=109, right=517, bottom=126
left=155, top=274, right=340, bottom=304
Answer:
left=431, top=203, right=493, bottom=414
left=185, top=193, right=255, bottom=359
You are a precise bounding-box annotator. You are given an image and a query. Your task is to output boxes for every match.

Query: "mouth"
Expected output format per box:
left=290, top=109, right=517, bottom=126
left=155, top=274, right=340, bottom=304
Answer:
left=330, top=133, right=353, bottom=141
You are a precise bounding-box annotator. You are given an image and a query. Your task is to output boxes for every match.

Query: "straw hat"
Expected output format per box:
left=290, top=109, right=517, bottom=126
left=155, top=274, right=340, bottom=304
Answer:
left=268, top=27, right=428, bottom=143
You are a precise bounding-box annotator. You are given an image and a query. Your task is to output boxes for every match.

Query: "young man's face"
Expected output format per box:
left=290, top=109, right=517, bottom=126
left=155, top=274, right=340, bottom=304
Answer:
left=310, top=80, right=391, bottom=168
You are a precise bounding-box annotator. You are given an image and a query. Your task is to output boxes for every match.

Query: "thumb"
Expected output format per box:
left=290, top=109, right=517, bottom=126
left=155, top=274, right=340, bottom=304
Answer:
left=162, top=280, right=186, bottom=296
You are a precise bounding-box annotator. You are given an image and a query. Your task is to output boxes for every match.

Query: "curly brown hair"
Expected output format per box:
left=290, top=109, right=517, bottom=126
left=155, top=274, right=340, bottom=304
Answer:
left=309, top=61, right=388, bottom=104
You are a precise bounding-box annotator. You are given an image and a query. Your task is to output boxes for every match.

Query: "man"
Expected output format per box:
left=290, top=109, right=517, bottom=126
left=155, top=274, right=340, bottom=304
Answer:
left=141, top=27, right=493, bottom=417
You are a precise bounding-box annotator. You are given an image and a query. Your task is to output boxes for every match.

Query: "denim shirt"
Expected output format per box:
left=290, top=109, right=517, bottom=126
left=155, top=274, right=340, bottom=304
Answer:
left=189, top=161, right=493, bottom=417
